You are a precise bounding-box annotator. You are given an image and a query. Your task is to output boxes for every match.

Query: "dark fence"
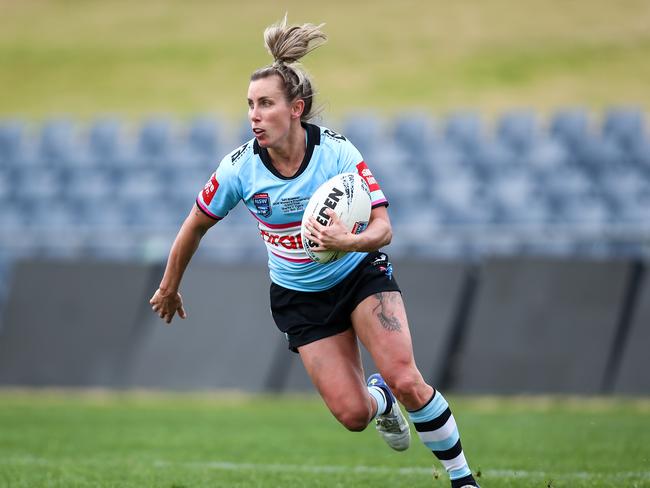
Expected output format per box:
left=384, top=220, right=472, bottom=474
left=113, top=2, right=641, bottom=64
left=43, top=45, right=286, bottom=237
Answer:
left=0, top=257, right=647, bottom=394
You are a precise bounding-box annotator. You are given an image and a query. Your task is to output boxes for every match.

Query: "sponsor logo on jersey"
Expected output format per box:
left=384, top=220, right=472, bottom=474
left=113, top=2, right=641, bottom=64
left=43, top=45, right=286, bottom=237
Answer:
left=323, top=128, right=346, bottom=142
left=260, top=229, right=303, bottom=250
left=356, top=162, right=381, bottom=193
left=202, top=173, right=219, bottom=205
left=231, top=142, right=249, bottom=164
left=253, top=192, right=272, bottom=217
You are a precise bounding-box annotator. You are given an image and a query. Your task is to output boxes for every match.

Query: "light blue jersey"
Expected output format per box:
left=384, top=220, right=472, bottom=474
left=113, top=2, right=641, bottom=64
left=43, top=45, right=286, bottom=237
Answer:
left=196, top=123, right=388, bottom=292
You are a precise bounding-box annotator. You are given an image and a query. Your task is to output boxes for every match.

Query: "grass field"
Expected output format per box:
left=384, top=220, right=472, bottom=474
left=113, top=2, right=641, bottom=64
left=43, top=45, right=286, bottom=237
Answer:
left=1, top=0, right=649, bottom=119
left=1, top=391, right=649, bottom=487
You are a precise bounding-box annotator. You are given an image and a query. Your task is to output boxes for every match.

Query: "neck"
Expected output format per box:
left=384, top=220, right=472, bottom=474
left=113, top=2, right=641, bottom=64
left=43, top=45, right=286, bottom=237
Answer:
left=268, top=121, right=307, bottom=177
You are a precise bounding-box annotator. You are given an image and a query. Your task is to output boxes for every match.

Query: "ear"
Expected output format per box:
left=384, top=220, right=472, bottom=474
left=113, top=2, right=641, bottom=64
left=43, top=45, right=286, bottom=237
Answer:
left=290, top=98, right=305, bottom=120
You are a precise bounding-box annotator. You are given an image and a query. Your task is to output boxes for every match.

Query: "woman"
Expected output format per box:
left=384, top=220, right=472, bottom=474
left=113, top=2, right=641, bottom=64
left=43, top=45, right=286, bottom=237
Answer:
left=150, top=16, right=480, bottom=488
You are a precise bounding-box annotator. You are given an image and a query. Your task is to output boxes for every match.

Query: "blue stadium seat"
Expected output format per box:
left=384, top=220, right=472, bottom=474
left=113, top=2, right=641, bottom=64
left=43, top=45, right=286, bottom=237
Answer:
left=0, top=166, right=12, bottom=202
left=0, top=201, right=25, bottom=229
left=88, top=118, right=121, bottom=163
left=603, top=107, right=646, bottom=152
left=0, top=120, right=24, bottom=166
left=165, top=167, right=209, bottom=205
left=187, top=116, right=221, bottom=159
left=542, top=164, right=593, bottom=198
left=496, top=110, right=538, bottom=155
left=14, top=166, right=66, bottom=202
left=472, top=140, right=517, bottom=179
left=631, top=139, right=650, bottom=176
left=575, top=135, right=625, bottom=179
left=549, top=108, right=590, bottom=150
left=391, top=112, right=435, bottom=155
left=28, top=200, right=80, bottom=229
left=489, top=167, right=538, bottom=213
left=63, top=167, right=116, bottom=204
left=552, top=192, right=612, bottom=228
left=341, top=113, right=384, bottom=159
left=114, top=168, right=165, bottom=203
left=137, top=117, right=173, bottom=160
left=443, top=111, right=484, bottom=155
left=234, top=117, right=250, bottom=144
left=38, top=118, right=79, bottom=166
left=425, top=141, right=466, bottom=180
left=524, top=138, right=570, bottom=173
left=78, top=199, right=128, bottom=228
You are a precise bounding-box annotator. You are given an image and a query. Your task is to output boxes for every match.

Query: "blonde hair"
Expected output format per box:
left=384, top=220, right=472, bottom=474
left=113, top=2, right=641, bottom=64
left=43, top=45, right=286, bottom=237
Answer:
left=251, top=15, right=327, bottom=121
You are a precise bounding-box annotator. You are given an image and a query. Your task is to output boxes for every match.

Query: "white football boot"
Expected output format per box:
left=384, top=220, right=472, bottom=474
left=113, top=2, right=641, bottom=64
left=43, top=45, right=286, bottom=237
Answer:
left=367, top=373, right=411, bottom=451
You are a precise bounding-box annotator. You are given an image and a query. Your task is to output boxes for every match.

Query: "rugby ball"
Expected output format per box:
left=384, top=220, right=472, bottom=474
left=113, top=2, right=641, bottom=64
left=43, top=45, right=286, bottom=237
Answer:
left=301, top=172, right=372, bottom=264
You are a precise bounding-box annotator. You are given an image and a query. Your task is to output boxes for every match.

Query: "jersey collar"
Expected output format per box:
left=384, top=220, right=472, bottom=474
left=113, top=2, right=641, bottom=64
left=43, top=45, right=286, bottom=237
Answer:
left=254, top=122, right=321, bottom=180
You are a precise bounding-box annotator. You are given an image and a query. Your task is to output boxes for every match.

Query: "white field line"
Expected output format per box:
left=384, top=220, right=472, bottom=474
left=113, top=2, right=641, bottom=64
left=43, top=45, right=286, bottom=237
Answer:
left=3, top=456, right=650, bottom=481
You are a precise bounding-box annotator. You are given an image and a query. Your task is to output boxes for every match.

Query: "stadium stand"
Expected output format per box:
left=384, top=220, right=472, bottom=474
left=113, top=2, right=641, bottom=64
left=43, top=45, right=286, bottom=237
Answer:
left=0, top=107, right=648, bottom=273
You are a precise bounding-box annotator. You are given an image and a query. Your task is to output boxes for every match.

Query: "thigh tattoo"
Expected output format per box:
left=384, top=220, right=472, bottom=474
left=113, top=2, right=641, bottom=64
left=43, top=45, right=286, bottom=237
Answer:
left=371, top=292, right=402, bottom=332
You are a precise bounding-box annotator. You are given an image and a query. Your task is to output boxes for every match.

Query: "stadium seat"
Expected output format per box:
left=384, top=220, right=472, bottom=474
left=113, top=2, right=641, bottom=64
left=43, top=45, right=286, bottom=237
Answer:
left=88, top=118, right=121, bottom=164
left=575, top=135, right=626, bottom=179
left=549, top=108, right=590, bottom=150
left=38, top=118, right=79, bottom=166
left=0, top=201, right=25, bottom=230
left=341, top=113, right=384, bottom=159
left=137, top=117, right=173, bottom=160
left=28, top=200, right=80, bottom=230
left=603, top=107, right=646, bottom=152
left=443, top=111, right=484, bottom=155
left=114, top=168, right=165, bottom=204
left=426, top=140, right=466, bottom=180
left=496, top=109, right=538, bottom=155
left=63, top=167, right=116, bottom=204
left=472, top=140, right=517, bottom=179
left=524, top=138, right=570, bottom=173
left=13, top=166, right=66, bottom=202
left=0, top=120, right=24, bottom=166
left=187, top=116, right=221, bottom=159
left=391, top=111, right=436, bottom=156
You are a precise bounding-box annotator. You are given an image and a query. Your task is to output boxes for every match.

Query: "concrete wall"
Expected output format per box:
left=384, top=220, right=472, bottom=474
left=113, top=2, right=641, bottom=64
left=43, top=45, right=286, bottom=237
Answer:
left=0, top=257, right=647, bottom=394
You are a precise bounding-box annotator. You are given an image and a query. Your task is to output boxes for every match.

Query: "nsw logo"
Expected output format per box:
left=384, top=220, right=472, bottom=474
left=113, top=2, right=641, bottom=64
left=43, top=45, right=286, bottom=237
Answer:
left=253, top=192, right=272, bottom=217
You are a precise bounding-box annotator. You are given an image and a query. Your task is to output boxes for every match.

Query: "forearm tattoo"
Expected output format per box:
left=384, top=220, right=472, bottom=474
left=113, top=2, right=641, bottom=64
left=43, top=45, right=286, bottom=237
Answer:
left=372, top=292, right=402, bottom=332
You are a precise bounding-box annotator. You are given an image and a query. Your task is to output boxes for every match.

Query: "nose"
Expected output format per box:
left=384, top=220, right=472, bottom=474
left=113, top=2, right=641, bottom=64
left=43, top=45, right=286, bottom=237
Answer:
left=249, top=105, right=261, bottom=122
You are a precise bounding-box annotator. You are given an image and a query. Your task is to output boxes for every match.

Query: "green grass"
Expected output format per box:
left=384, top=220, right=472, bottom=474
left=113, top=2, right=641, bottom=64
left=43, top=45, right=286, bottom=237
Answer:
left=1, top=391, right=649, bottom=487
left=1, top=0, right=649, bottom=120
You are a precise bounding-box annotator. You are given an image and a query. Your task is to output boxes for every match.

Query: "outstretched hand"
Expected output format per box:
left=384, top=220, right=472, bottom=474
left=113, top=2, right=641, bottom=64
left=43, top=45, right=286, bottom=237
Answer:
left=304, top=209, right=356, bottom=252
left=149, top=288, right=187, bottom=324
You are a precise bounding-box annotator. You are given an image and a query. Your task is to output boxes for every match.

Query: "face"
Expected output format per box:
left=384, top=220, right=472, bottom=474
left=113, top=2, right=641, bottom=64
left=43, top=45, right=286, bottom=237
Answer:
left=247, top=75, right=303, bottom=148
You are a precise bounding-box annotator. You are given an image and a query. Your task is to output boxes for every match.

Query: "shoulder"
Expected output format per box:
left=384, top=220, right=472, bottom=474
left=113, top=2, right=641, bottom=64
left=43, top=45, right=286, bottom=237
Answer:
left=315, top=125, right=362, bottom=164
left=219, top=138, right=255, bottom=170
left=317, top=125, right=348, bottom=145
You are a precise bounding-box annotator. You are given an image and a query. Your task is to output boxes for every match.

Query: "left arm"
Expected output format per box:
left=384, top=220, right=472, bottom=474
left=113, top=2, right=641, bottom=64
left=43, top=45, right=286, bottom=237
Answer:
left=304, top=205, right=392, bottom=253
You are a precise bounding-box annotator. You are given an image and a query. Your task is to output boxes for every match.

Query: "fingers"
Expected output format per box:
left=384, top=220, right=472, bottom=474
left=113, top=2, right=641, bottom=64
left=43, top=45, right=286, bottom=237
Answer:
left=177, top=305, right=187, bottom=319
left=149, top=290, right=186, bottom=323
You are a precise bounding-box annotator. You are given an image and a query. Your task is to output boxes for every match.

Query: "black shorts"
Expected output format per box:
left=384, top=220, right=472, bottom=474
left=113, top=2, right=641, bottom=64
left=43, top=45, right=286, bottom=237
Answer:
left=270, top=251, right=401, bottom=353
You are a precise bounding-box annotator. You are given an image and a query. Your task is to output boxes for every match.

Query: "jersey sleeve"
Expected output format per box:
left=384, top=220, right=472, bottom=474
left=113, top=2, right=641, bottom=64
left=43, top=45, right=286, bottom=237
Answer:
left=338, top=138, right=388, bottom=208
left=196, top=156, right=242, bottom=220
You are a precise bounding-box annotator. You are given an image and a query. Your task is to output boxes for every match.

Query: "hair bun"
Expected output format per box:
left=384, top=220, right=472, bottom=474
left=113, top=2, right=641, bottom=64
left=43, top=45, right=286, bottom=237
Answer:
left=264, top=14, right=327, bottom=65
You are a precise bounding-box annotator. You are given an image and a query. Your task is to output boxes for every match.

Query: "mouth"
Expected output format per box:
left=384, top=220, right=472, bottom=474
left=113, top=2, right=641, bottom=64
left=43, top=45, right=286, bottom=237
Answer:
left=252, top=128, right=265, bottom=136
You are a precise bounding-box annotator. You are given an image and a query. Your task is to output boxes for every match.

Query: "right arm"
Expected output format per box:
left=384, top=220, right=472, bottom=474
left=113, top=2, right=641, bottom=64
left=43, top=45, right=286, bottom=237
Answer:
left=149, top=204, right=218, bottom=324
